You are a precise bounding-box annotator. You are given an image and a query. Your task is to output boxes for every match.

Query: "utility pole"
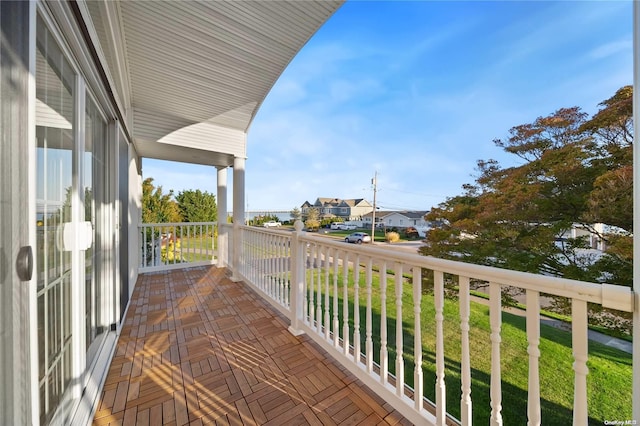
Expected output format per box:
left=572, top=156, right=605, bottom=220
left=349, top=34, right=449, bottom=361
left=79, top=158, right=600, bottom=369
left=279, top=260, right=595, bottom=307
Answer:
left=371, top=171, right=377, bottom=243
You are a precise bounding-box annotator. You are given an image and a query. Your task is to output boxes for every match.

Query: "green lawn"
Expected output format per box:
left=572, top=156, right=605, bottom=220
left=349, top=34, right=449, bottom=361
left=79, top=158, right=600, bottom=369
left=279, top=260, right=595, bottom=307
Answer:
left=304, top=267, right=632, bottom=425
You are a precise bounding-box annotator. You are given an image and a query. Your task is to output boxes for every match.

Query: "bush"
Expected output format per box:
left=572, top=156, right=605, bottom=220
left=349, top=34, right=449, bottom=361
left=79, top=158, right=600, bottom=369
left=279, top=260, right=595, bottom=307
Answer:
left=385, top=231, right=400, bottom=243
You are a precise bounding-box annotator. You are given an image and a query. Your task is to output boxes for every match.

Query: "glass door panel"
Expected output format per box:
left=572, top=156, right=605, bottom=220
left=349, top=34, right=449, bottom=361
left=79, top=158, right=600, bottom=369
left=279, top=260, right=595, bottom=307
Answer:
left=85, top=96, right=108, bottom=366
left=35, top=15, right=75, bottom=425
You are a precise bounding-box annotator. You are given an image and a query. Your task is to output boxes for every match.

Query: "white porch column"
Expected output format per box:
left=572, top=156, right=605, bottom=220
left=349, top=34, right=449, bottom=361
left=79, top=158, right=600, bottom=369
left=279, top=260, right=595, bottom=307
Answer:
left=632, top=0, right=639, bottom=421
left=231, top=157, right=246, bottom=281
left=216, top=166, right=228, bottom=268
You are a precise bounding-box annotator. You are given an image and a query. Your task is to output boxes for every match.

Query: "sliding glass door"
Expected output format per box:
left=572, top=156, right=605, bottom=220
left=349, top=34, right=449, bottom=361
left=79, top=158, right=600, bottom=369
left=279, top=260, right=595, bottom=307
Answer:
left=35, top=15, right=75, bottom=424
left=35, top=13, right=116, bottom=425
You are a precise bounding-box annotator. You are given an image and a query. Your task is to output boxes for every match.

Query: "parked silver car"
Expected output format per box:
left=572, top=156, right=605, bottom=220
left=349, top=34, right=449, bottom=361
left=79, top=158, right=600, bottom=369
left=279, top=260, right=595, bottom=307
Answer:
left=344, top=232, right=371, bottom=244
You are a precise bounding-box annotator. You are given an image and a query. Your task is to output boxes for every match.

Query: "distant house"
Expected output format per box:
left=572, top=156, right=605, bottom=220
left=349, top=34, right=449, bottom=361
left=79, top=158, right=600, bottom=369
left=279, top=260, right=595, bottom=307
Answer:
left=363, top=210, right=430, bottom=229
left=557, top=222, right=629, bottom=252
left=301, top=197, right=373, bottom=221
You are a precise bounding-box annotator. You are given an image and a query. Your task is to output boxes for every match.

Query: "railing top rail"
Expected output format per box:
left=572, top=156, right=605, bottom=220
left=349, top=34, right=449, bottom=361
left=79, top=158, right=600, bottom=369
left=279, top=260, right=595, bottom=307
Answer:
left=268, top=228, right=634, bottom=312
left=239, top=224, right=293, bottom=236
left=140, top=221, right=217, bottom=227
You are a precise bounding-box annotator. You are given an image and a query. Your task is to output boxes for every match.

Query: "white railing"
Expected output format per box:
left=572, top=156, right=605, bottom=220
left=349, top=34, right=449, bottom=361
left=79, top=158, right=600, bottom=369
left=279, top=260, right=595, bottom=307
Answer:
left=139, top=222, right=217, bottom=273
left=232, top=221, right=636, bottom=426
left=235, top=225, right=292, bottom=316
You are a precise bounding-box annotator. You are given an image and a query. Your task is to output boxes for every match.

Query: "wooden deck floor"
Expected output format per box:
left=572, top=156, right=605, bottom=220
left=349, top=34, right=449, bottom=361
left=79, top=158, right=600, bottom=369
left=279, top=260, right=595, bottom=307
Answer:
left=93, top=266, right=411, bottom=425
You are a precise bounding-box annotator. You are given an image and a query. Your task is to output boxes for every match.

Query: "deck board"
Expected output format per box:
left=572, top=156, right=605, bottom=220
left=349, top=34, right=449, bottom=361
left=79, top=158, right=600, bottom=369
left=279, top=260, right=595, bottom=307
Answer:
left=93, top=266, right=412, bottom=426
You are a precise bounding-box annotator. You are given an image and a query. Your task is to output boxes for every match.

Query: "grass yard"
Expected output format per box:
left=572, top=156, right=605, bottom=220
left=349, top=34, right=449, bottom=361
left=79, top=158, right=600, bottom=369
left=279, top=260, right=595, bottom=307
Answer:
left=304, top=266, right=632, bottom=425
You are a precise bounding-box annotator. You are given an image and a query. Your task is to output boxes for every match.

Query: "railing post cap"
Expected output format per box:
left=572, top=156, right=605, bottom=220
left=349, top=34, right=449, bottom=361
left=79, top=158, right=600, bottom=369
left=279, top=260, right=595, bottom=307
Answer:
left=294, top=220, right=304, bottom=232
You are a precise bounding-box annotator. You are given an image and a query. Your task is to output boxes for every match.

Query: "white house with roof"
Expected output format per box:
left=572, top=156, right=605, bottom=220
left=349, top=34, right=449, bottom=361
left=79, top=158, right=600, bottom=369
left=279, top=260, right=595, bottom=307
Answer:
left=363, top=210, right=430, bottom=229
left=301, top=197, right=373, bottom=221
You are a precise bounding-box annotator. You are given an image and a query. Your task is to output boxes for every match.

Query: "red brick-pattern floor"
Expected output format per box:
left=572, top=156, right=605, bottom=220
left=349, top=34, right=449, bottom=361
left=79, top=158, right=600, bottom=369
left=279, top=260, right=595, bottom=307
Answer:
left=93, top=266, right=412, bottom=425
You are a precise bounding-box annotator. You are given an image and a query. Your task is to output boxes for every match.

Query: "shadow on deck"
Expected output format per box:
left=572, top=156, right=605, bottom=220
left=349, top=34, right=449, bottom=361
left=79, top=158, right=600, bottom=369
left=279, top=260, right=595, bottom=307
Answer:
left=93, top=266, right=411, bottom=425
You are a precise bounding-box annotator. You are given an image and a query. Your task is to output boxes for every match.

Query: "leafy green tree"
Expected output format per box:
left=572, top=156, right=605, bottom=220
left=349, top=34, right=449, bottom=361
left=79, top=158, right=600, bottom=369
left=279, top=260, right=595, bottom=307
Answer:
left=304, top=207, right=320, bottom=231
left=421, top=86, right=633, bottom=287
left=142, top=177, right=182, bottom=223
left=175, top=189, right=217, bottom=223
left=290, top=207, right=302, bottom=223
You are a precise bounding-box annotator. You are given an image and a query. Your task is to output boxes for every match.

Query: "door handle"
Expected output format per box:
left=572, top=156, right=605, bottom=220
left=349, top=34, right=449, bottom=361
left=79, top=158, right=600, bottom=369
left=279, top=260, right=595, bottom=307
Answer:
left=16, top=246, right=33, bottom=281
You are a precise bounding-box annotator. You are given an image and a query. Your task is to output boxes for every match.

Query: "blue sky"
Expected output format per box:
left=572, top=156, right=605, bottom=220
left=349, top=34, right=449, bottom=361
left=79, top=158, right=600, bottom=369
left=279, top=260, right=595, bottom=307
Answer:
left=143, top=0, right=633, bottom=213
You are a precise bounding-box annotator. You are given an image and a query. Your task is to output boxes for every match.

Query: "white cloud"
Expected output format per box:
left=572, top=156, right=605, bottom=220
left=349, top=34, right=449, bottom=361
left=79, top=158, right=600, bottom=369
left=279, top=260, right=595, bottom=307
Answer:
left=588, top=39, right=632, bottom=60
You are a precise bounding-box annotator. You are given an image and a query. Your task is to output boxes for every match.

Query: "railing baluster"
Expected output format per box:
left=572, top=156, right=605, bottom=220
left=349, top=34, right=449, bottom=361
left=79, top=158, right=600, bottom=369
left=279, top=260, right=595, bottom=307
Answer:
left=273, top=234, right=278, bottom=297
left=180, top=225, right=184, bottom=262
left=164, top=226, right=168, bottom=265
left=316, top=245, right=323, bottom=334
left=301, top=242, right=307, bottom=321
left=332, top=250, right=340, bottom=348
left=244, top=227, right=249, bottom=282
left=278, top=236, right=284, bottom=304
left=257, top=230, right=262, bottom=287
left=244, top=227, right=249, bottom=281
left=269, top=233, right=274, bottom=294
left=142, top=226, right=147, bottom=267
left=343, top=252, right=350, bottom=357
left=353, top=255, right=361, bottom=364
left=187, top=226, right=191, bottom=265
left=309, top=244, right=316, bottom=327
left=262, top=232, right=267, bottom=292
left=284, top=236, right=290, bottom=307
left=279, top=235, right=284, bottom=304
left=572, top=299, right=589, bottom=426
left=265, top=232, right=269, bottom=292
left=263, top=232, right=268, bottom=292
left=380, top=261, right=388, bottom=385
left=365, top=257, right=373, bottom=373
left=526, top=289, right=541, bottom=426
left=151, top=227, right=155, bottom=266
left=414, top=267, right=424, bottom=413
left=252, top=229, right=257, bottom=287
left=459, top=276, right=472, bottom=426
left=324, top=247, right=331, bottom=340
left=490, top=282, right=503, bottom=426
left=395, top=262, right=404, bottom=397
left=270, top=234, right=276, bottom=298
left=172, top=226, right=177, bottom=264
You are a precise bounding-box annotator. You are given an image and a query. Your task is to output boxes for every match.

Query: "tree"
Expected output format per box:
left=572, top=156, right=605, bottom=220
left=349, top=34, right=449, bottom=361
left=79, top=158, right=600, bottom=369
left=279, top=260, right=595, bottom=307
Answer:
left=175, top=189, right=217, bottom=223
left=304, top=207, right=320, bottom=231
left=142, top=178, right=182, bottom=223
left=290, top=207, right=302, bottom=223
left=421, top=86, right=633, bottom=287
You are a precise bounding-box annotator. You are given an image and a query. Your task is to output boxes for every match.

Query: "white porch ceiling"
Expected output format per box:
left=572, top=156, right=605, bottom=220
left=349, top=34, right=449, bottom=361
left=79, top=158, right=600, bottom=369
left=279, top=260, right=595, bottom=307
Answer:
left=86, top=0, right=343, bottom=166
